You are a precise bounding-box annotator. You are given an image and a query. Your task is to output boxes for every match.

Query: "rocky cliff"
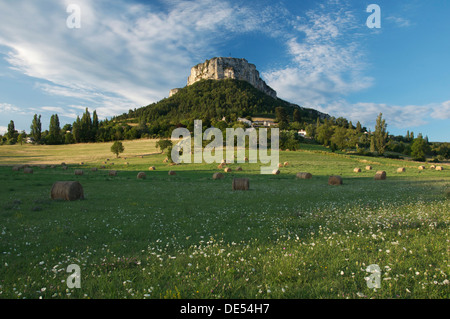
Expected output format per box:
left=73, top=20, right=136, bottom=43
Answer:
left=184, top=57, right=277, bottom=99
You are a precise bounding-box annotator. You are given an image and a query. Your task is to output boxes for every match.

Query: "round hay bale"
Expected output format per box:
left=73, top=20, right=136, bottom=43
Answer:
left=106, top=159, right=110, bottom=161
left=436, top=166, right=444, bottom=171
left=74, top=170, right=84, bottom=176
left=418, top=165, right=425, bottom=170
left=218, top=164, right=224, bottom=169
left=236, top=167, right=242, bottom=171
left=12, top=166, right=20, bottom=171
left=137, top=172, right=146, bottom=179
left=328, top=175, right=343, bottom=185
left=224, top=167, right=232, bottom=173
left=396, top=167, right=406, bottom=173
left=296, top=172, right=312, bottom=179
left=124, top=162, right=129, bottom=165
left=163, top=158, right=168, bottom=163
left=272, top=169, right=280, bottom=175
left=100, top=165, right=106, bottom=169
left=374, top=171, right=386, bottom=180
left=353, top=168, right=361, bottom=173
left=103, top=161, right=108, bottom=165
left=221, top=159, right=227, bottom=165
left=80, top=162, right=84, bottom=165
left=62, top=166, right=68, bottom=170
left=50, top=181, right=84, bottom=201
left=91, top=167, right=98, bottom=172
left=232, top=178, right=249, bottom=191
left=108, top=170, right=117, bottom=176
left=168, top=170, right=176, bottom=176
left=148, top=166, right=156, bottom=171
left=284, top=162, right=289, bottom=167
left=212, top=172, right=224, bottom=180
left=430, top=165, right=436, bottom=170
left=23, top=168, right=34, bottom=174
left=110, top=162, right=114, bottom=166
left=277, top=163, right=283, bottom=168
left=365, top=165, right=372, bottom=170
left=244, top=157, right=249, bottom=162
left=61, top=162, right=66, bottom=166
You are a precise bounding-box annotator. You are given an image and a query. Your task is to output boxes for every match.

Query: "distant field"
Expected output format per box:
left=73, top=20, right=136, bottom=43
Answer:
left=0, top=140, right=449, bottom=299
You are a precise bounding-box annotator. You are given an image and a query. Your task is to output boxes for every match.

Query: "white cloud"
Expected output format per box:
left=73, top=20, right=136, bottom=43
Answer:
left=0, top=126, right=7, bottom=135
left=263, top=2, right=373, bottom=107
left=0, top=0, right=274, bottom=118
left=430, top=100, right=450, bottom=120
left=386, top=16, right=412, bottom=28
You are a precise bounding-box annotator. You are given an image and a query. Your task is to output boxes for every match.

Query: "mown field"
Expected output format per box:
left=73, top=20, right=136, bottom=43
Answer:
left=0, top=140, right=449, bottom=299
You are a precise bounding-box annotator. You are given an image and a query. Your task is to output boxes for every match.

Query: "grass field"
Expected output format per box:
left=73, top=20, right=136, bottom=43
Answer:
left=0, top=140, right=449, bottom=299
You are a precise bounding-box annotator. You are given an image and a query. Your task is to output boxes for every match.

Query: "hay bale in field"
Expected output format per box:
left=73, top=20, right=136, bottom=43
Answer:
left=430, top=165, right=436, bottom=169
left=436, top=166, right=444, bottom=171
left=284, top=162, right=289, bottom=167
left=353, top=168, right=361, bottom=173
left=108, top=170, right=117, bottom=176
left=23, top=168, right=34, bottom=174
left=218, top=163, right=224, bottom=169
left=365, top=165, right=372, bottom=170
left=110, top=162, right=114, bottom=166
left=91, top=167, right=98, bottom=172
left=236, top=167, right=242, bottom=171
left=168, top=170, right=176, bottom=176
left=163, top=158, right=168, bottom=163
left=12, top=166, right=21, bottom=171
left=80, top=162, right=84, bottom=165
left=40, top=165, right=47, bottom=169
left=224, top=167, right=232, bottom=173
left=137, top=172, right=146, bottom=179
left=62, top=166, right=68, bottom=170
left=61, top=162, right=66, bottom=166
left=244, top=157, right=249, bottom=162
left=100, top=165, right=106, bottom=169
left=278, top=163, right=283, bottom=168
left=212, top=172, right=224, bottom=180
left=296, top=172, right=312, bottom=179
left=397, top=167, right=406, bottom=173
left=232, top=178, right=249, bottom=191
left=374, top=171, right=386, bottom=180
left=328, top=175, right=342, bottom=185
left=272, top=169, right=280, bottom=175
left=418, top=165, right=425, bottom=170
left=74, top=170, right=84, bottom=176
left=148, top=166, right=156, bottom=171
left=50, top=181, right=84, bottom=201
left=124, top=162, right=129, bottom=165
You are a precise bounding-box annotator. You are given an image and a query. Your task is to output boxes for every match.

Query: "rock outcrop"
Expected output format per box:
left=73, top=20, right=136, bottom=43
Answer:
left=184, top=57, right=277, bottom=98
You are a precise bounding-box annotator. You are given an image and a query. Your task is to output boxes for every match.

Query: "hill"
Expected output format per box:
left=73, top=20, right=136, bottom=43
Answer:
left=116, top=79, right=329, bottom=126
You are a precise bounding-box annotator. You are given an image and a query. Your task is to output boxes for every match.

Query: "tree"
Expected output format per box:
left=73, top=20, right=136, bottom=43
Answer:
left=110, top=141, right=124, bottom=158
left=30, top=114, right=42, bottom=143
left=293, top=108, right=302, bottom=123
left=48, top=114, right=62, bottom=144
left=7, top=120, right=16, bottom=140
left=374, top=113, right=388, bottom=155
left=156, top=139, right=173, bottom=153
left=275, top=107, right=288, bottom=125
left=411, top=135, right=430, bottom=161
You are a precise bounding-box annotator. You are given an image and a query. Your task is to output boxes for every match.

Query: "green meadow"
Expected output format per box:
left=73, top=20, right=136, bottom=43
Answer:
left=0, top=140, right=449, bottom=299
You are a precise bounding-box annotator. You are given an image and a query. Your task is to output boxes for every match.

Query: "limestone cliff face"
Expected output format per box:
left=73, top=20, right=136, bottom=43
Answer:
left=186, top=57, right=277, bottom=98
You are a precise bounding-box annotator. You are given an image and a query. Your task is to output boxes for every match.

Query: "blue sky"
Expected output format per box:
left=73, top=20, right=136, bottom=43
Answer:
left=0, top=0, right=449, bottom=141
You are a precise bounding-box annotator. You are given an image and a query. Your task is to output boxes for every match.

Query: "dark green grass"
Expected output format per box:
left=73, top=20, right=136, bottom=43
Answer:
left=0, top=148, right=449, bottom=299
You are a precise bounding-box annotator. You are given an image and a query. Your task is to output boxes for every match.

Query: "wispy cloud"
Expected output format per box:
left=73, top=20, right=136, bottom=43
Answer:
left=0, top=0, right=275, bottom=118
left=263, top=2, right=373, bottom=107
left=386, top=16, right=412, bottom=28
